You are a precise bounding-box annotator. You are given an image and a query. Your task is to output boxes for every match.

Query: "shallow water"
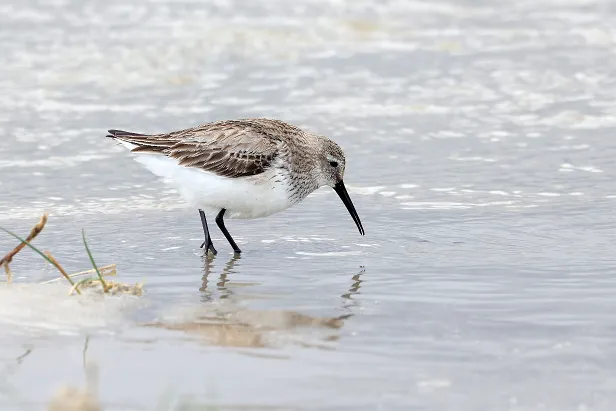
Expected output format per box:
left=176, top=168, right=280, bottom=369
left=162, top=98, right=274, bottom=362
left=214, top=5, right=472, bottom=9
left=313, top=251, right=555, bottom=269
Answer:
left=2, top=0, right=616, bottom=409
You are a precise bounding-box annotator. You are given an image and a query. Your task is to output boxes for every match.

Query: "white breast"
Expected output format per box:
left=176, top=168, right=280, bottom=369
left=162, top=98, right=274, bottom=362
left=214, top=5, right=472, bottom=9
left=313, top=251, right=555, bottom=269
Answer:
left=129, top=149, right=294, bottom=219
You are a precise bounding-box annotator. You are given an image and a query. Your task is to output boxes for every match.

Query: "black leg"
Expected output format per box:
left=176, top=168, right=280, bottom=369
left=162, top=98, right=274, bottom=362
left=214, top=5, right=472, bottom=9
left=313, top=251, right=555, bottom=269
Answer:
left=215, top=209, right=242, bottom=254
left=199, top=209, right=217, bottom=256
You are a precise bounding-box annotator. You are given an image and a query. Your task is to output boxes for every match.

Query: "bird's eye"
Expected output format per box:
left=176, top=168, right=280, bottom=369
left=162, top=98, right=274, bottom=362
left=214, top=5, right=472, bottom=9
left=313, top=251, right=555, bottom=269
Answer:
left=329, top=161, right=338, bottom=167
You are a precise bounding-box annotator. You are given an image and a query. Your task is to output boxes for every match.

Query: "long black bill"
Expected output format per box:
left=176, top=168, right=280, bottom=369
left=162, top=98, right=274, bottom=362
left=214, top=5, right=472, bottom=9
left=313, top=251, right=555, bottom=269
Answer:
left=334, top=181, right=365, bottom=236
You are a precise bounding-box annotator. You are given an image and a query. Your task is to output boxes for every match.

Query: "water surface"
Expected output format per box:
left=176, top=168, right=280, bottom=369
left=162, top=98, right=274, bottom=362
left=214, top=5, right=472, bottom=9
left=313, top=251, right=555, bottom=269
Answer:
left=1, top=0, right=616, bottom=409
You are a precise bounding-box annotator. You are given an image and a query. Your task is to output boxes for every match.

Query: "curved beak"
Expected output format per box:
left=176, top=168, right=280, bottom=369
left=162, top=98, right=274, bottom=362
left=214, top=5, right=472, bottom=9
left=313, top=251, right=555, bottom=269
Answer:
left=334, top=181, right=365, bottom=236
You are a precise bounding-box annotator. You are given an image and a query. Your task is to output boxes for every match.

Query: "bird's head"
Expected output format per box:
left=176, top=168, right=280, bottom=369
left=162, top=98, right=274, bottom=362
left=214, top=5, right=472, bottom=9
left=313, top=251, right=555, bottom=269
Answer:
left=315, top=138, right=364, bottom=236
left=317, top=139, right=346, bottom=188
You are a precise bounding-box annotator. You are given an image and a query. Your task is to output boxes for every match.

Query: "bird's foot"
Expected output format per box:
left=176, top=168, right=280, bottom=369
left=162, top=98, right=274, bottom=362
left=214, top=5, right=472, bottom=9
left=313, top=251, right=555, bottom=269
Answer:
left=200, top=240, right=218, bottom=256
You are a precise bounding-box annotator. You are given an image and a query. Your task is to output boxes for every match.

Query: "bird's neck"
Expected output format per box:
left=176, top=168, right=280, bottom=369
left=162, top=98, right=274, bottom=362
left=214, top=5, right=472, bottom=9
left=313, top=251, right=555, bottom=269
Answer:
left=284, top=168, right=320, bottom=205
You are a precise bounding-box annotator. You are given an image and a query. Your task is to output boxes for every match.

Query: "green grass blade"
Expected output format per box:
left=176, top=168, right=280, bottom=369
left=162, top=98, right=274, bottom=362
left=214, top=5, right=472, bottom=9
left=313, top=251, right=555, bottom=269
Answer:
left=81, top=229, right=107, bottom=290
left=1, top=227, right=56, bottom=267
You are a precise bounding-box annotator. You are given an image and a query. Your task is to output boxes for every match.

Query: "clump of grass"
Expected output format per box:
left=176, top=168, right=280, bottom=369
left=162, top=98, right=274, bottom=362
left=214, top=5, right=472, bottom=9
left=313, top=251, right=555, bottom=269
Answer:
left=0, top=214, right=143, bottom=296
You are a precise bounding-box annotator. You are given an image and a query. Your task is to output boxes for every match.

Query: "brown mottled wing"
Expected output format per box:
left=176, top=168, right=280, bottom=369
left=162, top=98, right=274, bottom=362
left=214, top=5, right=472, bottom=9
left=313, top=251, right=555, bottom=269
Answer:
left=107, top=124, right=279, bottom=178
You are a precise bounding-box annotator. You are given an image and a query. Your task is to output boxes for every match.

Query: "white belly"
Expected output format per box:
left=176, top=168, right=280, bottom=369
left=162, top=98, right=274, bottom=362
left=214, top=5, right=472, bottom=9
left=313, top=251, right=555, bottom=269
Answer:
left=131, top=151, right=293, bottom=219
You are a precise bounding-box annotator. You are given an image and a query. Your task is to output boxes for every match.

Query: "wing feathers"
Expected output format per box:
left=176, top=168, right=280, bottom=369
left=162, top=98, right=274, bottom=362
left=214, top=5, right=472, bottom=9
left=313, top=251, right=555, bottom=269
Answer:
left=107, top=121, right=280, bottom=178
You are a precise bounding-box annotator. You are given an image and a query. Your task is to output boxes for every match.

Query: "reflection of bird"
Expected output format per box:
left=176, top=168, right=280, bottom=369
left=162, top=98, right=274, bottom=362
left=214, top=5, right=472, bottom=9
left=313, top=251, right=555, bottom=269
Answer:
left=200, top=254, right=241, bottom=301
left=341, top=266, right=365, bottom=314
left=342, top=269, right=365, bottom=300
left=106, top=118, right=364, bottom=255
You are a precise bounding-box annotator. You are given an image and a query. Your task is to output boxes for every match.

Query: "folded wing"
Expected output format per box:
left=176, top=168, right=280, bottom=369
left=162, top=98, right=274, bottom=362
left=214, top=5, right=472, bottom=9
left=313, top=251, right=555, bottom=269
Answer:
left=107, top=123, right=279, bottom=178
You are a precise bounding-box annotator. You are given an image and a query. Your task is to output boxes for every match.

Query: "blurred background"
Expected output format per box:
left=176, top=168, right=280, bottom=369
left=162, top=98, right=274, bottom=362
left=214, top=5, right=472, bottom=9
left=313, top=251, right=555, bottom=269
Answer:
left=1, top=0, right=616, bottom=410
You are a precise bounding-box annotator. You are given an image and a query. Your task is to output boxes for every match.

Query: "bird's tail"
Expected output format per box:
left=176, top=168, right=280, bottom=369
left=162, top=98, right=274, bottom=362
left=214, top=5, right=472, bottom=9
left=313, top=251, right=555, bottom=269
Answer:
left=106, top=129, right=149, bottom=139
left=106, top=129, right=172, bottom=153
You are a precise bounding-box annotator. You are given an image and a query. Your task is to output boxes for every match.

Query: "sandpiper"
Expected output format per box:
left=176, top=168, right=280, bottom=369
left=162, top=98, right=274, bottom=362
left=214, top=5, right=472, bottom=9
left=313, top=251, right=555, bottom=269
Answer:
left=106, top=118, right=364, bottom=255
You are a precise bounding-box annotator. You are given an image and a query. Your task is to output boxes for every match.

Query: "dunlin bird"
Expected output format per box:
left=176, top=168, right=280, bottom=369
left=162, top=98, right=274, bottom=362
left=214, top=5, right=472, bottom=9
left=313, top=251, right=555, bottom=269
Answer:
left=106, top=118, right=364, bottom=255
